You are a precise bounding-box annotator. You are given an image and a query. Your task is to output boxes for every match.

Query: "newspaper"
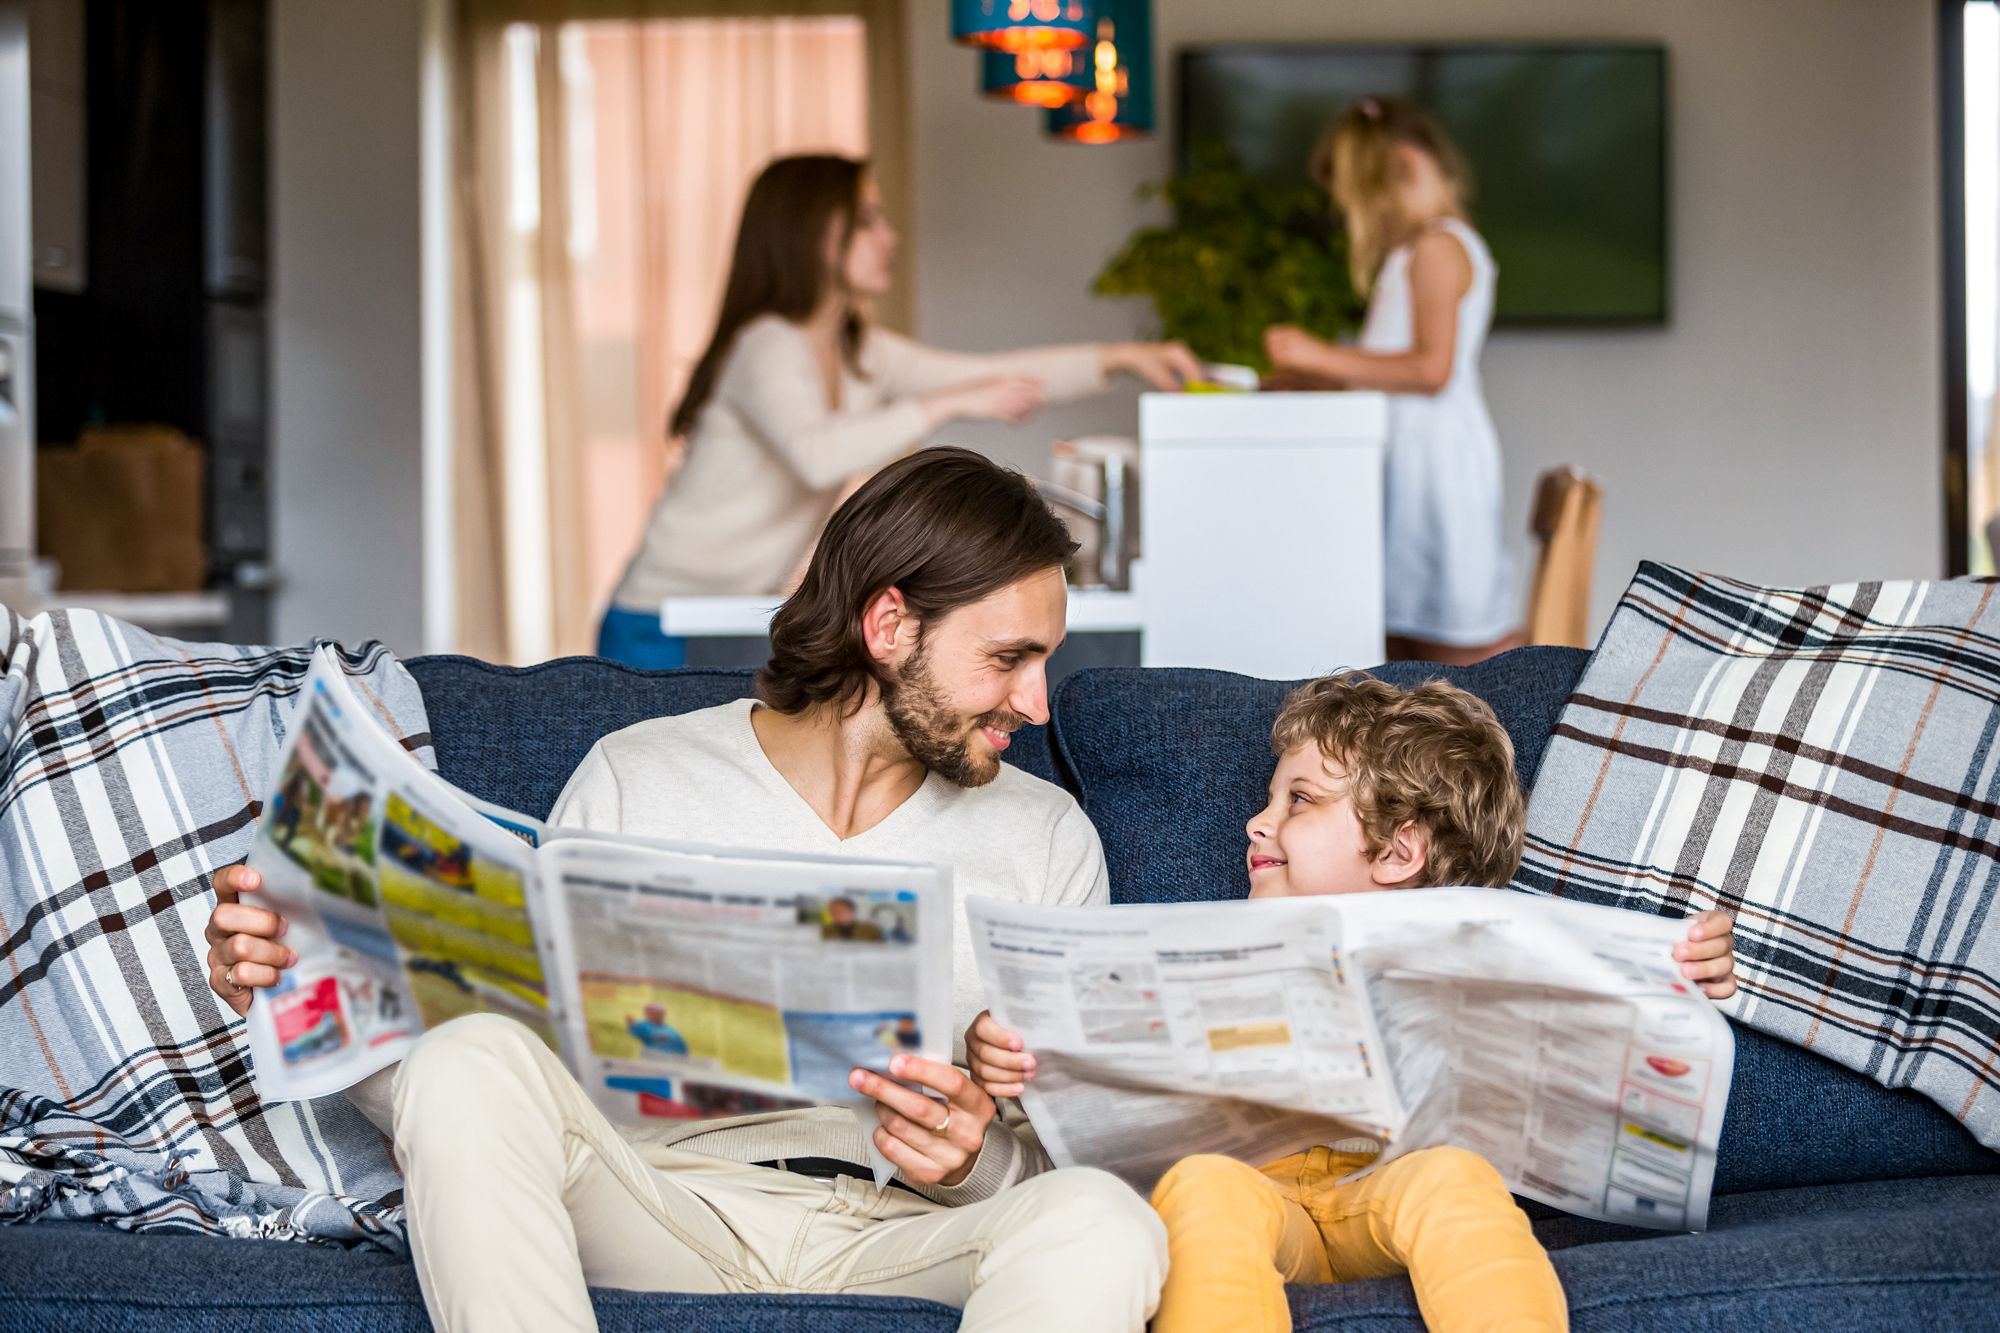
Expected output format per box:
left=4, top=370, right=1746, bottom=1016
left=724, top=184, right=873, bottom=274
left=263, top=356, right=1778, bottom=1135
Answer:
left=242, top=649, right=953, bottom=1137
left=967, top=890, right=1733, bottom=1231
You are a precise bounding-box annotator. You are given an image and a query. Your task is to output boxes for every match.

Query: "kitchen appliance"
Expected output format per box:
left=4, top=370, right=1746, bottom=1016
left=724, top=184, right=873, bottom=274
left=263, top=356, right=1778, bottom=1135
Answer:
left=1049, top=436, right=1140, bottom=591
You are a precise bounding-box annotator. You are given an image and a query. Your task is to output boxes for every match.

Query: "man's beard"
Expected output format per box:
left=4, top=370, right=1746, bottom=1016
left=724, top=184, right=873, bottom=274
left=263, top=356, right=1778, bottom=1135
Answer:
left=881, top=639, right=1023, bottom=789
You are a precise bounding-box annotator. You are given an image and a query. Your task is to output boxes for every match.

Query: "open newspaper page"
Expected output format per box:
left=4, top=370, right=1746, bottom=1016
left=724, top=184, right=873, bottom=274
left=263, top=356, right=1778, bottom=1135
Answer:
left=1339, top=889, right=1732, bottom=1231
left=245, top=650, right=955, bottom=1131
left=242, top=650, right=543, bottom=1100
left=965, top=897, right=1403, bottom=1194
left=968, top=890, right=1733, bottom=1231
left=530, top=835, right=952, bottom=1128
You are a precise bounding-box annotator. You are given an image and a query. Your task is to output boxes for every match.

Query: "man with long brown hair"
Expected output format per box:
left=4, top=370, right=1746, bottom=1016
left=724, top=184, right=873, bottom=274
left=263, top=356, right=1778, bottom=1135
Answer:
left=205, top=447, right=1166, bottom=1332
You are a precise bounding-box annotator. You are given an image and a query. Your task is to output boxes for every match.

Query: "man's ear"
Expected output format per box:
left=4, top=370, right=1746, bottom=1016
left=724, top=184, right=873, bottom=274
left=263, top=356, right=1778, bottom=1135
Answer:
left=859, top=586, right=918, bottom=666
left=1371, top=821, right=1430, bottom=888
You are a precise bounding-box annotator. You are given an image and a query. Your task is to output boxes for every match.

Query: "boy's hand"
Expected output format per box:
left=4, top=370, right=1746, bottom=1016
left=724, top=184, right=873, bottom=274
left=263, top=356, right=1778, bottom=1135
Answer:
left=965, top=1009, right=1036, bottom=1098
left=1674, top=909, right=1737, bottom=1000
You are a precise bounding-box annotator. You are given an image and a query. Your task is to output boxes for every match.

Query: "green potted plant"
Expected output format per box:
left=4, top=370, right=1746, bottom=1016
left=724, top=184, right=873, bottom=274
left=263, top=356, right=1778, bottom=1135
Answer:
left=1094, top=140, right=1364, bottom=373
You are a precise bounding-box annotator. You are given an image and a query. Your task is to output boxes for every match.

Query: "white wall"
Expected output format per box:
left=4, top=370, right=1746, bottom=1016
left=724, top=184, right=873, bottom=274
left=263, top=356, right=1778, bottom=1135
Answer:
left=266, top=0, right=1944, bottom=653
left=270, top=0, right=425, bottom=654
left=907, top=0, right=1944, bottom=631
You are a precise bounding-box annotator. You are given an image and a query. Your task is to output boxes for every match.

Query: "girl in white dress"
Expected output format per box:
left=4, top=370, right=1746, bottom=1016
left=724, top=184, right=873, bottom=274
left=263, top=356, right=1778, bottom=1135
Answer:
left=1263, top=98, right=1517, bottom=665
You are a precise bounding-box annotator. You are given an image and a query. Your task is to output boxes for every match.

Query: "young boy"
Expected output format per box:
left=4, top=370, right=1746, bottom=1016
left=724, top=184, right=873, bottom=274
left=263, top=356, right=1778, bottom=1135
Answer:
left=966, top=674, right=1738, bottom=1333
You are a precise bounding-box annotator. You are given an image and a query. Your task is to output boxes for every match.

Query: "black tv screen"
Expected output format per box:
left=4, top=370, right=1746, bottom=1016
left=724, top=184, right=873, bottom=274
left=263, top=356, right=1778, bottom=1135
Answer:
left=1180, top=44, right=1669, bottom=325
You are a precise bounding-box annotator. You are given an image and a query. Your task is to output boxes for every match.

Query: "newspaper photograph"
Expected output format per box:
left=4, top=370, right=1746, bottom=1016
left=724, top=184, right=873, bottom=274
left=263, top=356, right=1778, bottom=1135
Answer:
left=242, top=649, right=954, bottom=1130
left=967, top=891, right=1733, bottom=1231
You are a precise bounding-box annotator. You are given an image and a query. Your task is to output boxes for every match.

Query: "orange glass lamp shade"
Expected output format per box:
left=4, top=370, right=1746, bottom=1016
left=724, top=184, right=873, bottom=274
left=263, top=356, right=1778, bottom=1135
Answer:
left=981, top=47, right=1090, bottom=106
left=1046, top=0, right=1152, bottom=141
left=952, top=0, right=1092, bottom=52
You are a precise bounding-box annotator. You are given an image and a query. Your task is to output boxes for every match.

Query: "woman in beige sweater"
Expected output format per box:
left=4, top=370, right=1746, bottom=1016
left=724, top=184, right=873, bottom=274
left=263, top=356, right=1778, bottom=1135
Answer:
left=600, top=153, right=1198, bottom=667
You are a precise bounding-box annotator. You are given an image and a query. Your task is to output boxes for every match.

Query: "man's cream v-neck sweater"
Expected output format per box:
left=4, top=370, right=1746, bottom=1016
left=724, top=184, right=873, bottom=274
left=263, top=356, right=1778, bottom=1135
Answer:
left=355, top=699, right=1108, bottom=1205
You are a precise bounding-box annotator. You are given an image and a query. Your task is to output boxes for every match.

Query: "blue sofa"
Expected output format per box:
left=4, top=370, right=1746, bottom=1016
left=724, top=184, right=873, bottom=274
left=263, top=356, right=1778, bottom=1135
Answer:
left=4, top=647, right=1997, bottom=1331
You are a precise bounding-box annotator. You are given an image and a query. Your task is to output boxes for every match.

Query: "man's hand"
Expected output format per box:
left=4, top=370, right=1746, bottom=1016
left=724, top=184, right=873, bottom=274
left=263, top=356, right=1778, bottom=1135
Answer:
left=848, top=1054, right=997, bottom=1188
left=964, top=1009, right=1036, bottom=1099
left=203, top=865, right=296, bottom=1018
left=1675, top=909, right=1737, bottom=1000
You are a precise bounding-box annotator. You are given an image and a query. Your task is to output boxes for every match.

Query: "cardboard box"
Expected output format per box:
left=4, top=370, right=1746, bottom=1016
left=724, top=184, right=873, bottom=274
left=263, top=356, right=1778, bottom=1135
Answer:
left=36, top=426, right=209, bottom=592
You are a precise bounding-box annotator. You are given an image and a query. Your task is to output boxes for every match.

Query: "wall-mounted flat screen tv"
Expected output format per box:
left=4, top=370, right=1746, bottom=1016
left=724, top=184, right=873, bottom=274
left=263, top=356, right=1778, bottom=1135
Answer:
left=1180, top=44, right=1669, bottom=325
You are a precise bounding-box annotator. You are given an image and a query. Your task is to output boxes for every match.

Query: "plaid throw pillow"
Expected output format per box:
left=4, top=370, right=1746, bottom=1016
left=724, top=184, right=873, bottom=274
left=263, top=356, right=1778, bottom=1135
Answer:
left=1513, top=563, right=2000, bottom=1151
left=0, top=606, right=430, bottom=1248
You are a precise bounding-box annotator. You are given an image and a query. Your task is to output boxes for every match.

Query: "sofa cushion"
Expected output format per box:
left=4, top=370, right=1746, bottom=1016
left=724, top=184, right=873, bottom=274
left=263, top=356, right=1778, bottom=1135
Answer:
left=8, top=1175, right=1993, bottom=1333
left=1290, top=1172, right=2000, bottom=1331
left=1047, top=646, right=1589, bottom=906
left=407, top=657, right=1060, bottom=819
left=1709, top=1024, right=1994, bottom=1193
left=0, top=1221, right=962, bottom=1333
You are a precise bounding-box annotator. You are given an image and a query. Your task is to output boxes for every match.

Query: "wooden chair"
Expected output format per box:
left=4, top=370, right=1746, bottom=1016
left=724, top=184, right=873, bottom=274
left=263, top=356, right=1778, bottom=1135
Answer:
left=1523, top=466, right=1604, bottom=649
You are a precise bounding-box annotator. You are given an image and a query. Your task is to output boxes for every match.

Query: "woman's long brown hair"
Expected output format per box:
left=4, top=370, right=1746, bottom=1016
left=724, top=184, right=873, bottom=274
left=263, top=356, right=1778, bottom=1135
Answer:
left=668, top=154, right=870, bottom=441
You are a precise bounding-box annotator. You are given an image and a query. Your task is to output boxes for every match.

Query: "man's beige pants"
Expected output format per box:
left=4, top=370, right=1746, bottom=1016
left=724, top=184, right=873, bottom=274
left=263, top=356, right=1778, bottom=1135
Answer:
left=390, top=1014, right=1167, bottom=1332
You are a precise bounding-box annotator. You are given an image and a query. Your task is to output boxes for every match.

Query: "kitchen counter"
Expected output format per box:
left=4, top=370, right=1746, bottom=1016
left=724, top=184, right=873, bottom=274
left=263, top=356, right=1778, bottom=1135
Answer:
left=664, top=584, right=1144, bottom=637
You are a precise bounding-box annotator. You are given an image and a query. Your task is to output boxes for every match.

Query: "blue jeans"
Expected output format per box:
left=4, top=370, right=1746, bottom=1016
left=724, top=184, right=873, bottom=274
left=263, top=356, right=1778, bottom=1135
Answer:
left=595, top=605, right=688, bottom=669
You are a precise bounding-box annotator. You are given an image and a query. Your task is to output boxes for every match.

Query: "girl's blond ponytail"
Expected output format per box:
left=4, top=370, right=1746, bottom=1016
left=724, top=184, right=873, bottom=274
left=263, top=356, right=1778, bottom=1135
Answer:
left=1312, top=97, right=1473, bottom=297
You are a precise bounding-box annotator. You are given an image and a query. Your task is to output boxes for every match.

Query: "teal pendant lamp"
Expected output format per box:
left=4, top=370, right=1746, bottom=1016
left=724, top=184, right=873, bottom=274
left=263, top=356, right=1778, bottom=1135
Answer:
left=952, top=0, right=1091, bottom=52
left=1045, top=0, right=1152, bottom=142
left=980, top=47, right=1091, bottom=106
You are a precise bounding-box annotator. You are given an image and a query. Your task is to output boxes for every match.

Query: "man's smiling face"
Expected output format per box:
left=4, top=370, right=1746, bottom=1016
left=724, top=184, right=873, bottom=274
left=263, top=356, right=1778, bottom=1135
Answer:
left=880, top=567, right=1067, bottom=788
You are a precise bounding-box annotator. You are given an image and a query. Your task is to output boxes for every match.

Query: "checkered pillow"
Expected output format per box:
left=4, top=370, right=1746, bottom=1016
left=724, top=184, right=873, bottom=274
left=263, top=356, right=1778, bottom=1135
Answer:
left=1515, top=563, right=2000, bottom=1151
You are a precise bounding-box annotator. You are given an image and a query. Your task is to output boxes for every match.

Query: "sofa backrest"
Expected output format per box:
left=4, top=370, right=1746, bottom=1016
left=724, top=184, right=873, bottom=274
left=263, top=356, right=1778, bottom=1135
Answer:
left=407, top=655, right=1060, bottom=820
left=1719, top=1025, right=1994, bottom=1192
left=1048, top=647, right=1589, bottom=906
left=409, top=647, right=1997, bottom=1196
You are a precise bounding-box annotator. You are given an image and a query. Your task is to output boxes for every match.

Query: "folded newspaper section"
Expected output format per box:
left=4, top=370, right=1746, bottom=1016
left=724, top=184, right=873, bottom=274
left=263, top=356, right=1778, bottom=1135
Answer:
left=244, top=650, right=954, bottom=1129
left=967, top=891, right=1732, bottom=1231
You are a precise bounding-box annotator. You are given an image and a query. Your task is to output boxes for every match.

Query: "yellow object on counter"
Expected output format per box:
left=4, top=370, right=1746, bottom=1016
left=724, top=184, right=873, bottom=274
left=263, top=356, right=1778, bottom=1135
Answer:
left=1186, top=362, right=1259, bottom=393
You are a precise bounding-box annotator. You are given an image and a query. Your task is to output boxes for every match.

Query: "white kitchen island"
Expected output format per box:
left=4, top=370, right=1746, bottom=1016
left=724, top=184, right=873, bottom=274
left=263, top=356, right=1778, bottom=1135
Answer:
left=662, top=585, right=1144, bottom=639
left=662, top=391, right=1389, bottom=680
left=1138, top=391, right=1387, bottom=678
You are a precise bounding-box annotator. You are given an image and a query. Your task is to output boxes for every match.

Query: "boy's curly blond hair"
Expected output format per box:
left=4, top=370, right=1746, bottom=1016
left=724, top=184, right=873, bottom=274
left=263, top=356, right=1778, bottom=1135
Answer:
left=1270, top=673, right=1526, bottom=888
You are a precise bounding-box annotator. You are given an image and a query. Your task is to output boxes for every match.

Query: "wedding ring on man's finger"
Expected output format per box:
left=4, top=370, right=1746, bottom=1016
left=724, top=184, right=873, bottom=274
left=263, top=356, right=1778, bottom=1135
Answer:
left=930, top=1110, right=951, bottom=1137
left=224, top=965, right=242, bottom=993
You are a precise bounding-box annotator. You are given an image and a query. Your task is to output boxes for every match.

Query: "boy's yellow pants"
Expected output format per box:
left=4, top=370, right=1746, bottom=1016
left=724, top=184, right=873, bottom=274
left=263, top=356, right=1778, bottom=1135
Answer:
left=1149, top=1146, right=1568, bottom=1333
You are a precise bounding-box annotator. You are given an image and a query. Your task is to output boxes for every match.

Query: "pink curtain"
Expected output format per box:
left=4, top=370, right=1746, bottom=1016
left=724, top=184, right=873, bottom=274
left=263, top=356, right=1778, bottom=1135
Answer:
left=455, top=12, right=875, bottom=663
left=576, top=19, right=870, bottom=640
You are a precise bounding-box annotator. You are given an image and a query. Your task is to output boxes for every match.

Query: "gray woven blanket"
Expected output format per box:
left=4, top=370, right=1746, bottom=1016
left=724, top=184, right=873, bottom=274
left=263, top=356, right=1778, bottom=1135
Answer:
left=0, top=606, right=426, bottom=1248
